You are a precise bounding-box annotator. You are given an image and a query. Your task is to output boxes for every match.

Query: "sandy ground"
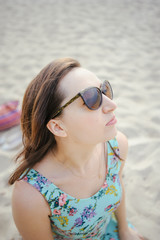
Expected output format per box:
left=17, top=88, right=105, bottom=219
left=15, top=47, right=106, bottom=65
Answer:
left=0, top=0, right=160, bottom=239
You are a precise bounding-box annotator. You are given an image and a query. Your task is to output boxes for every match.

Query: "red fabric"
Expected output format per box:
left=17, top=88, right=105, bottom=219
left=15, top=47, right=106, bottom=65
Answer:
left=0, top=100, right=21, bottom=131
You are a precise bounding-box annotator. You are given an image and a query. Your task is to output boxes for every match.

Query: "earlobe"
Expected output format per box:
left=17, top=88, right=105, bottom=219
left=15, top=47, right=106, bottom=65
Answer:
left=47, top=120, right=67, bottom=137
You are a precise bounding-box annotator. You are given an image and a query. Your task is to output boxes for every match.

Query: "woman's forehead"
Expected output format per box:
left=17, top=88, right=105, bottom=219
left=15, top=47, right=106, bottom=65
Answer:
left=60, top=67, right=101, bottom=97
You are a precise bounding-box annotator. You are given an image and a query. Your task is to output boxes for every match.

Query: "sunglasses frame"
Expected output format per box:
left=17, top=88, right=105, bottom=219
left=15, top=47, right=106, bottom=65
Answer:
left=52, top=80, right=113, bottom=118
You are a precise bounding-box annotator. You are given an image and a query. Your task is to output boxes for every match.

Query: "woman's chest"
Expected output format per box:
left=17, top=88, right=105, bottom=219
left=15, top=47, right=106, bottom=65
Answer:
left=49, top=157, right=107, bottom=199
left=50, top=172, right=122, bottom=213
left=55, top=174, right=106, bottom=199
left=49, top=173, right=122, bottom=238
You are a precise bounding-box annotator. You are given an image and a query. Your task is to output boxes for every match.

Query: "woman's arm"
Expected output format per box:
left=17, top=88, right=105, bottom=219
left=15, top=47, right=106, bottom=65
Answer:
left=115, top=131, right=144, bottom=240
left=115, top=131, right=128, bottom=231
left=12, top=180, right=54, bottom=240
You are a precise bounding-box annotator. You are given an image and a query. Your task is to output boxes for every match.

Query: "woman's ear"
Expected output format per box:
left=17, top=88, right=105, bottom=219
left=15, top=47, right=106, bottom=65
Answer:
left=47, top=119, right=67, bottom=137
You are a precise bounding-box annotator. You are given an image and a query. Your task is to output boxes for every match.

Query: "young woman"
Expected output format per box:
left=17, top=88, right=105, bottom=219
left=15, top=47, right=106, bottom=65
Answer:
left=9, top=58, right=144, bottom=240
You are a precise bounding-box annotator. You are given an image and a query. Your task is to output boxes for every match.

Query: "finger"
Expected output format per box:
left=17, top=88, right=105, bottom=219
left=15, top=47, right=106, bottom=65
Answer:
left=141, top=237, right=149, bottom=240
left=138, top=235, right=146, bottom=240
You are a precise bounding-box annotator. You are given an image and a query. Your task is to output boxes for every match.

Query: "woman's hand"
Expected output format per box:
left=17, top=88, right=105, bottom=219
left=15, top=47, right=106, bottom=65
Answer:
left=119, top=227, right=144, bottom=240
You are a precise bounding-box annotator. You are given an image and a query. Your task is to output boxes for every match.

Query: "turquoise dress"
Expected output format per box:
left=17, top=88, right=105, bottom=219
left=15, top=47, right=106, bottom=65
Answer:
left=22, top=138, right=134, bottom=239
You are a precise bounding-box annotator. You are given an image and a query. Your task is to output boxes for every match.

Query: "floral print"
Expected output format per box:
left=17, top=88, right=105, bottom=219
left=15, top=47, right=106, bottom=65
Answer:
left=21, top=138, right=135, bottom=239
left=59, top=194, right=67, bottom=206
left=73, top=205, right=97, bottom=228
left=69, top=207, right=77, bottom=216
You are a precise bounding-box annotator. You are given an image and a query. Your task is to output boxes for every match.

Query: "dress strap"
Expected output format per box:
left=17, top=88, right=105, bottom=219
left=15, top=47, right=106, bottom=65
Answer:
left=107, top=138, right=121, bottom=175
left=20, top=168, right=56, bottom=203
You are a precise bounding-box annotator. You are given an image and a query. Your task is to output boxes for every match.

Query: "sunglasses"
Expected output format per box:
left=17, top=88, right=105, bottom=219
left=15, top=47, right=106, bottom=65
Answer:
left=52, top=80, right=113, bottom=118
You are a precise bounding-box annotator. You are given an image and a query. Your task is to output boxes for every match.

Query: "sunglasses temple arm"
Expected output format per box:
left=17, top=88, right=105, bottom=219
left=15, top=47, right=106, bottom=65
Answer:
left=52, top=94, right=80, bottom=119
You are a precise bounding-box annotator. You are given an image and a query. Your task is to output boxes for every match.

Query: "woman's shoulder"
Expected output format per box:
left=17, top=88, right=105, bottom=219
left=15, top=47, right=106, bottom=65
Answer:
left=116, top=130, right=128, bottom=161
left=12, top=180, right=53, bottom=239
left=12, top=179, right=51, bottom=217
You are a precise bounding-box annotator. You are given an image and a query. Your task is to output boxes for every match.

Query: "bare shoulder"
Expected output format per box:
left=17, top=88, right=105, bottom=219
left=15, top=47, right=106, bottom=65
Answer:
left=12, top=180, right=53, bottom=240
left=12, top=179, right=50, bottom=213
left=116, top=130, right=128, bottom=161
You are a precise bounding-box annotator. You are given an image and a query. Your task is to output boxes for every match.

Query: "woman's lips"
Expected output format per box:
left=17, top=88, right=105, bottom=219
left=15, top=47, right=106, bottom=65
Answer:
left=106, top=116, right=117, bottom=126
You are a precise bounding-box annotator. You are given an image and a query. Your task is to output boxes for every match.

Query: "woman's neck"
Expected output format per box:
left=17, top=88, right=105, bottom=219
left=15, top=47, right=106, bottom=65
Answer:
left=51, top=140, right=104, bottom=176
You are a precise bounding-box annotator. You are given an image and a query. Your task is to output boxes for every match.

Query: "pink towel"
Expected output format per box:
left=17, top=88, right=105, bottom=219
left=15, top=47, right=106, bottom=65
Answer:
left=0, top=100, right=21, bottom=131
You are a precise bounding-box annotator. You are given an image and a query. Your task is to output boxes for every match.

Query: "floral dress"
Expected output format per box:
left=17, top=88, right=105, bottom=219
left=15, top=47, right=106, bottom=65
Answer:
left=22, top=138, right=134, bottom=239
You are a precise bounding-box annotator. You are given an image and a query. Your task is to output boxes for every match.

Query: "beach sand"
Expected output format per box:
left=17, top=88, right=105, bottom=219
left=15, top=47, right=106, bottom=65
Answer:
left=0, top=0, right=160, bottom=239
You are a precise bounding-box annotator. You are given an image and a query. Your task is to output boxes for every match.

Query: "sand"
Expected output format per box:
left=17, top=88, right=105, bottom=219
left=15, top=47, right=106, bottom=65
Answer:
left=0, top=0, right=160, bottom=239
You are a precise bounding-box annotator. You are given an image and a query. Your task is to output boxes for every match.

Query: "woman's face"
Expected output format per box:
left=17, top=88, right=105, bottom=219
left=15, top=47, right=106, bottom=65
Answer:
left=58, top=67, right=117, bottom=145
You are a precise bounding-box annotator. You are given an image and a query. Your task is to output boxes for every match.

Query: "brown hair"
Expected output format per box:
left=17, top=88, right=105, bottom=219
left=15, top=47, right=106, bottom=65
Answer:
left=9, top=58, right=81, bottom=185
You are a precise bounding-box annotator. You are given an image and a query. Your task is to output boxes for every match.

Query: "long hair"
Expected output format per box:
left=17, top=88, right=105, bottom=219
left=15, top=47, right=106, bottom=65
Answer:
left=9, top=58, right=81, bottom=185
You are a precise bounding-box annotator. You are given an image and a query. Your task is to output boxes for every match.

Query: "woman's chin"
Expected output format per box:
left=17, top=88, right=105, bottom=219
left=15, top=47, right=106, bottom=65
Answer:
left=104, top=126, right=117, bottom=141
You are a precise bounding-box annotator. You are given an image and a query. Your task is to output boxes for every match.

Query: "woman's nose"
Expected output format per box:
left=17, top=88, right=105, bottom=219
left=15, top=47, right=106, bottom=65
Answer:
left=102, top=95, right=117, bottom=113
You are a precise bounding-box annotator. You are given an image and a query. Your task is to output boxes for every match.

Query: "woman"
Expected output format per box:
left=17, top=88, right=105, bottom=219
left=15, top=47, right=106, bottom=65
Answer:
left=9, top=58, right=144, bottom=239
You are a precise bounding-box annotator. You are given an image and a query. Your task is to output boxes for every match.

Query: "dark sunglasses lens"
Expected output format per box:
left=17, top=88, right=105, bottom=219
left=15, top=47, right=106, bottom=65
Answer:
left=102, top=81, right=113, bottom=99
left=83, top=88, right=102, bottom=110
